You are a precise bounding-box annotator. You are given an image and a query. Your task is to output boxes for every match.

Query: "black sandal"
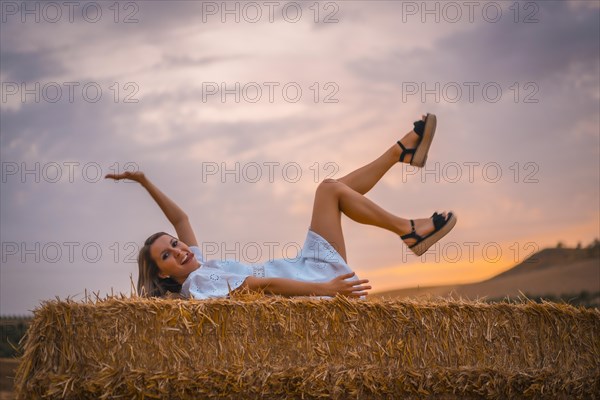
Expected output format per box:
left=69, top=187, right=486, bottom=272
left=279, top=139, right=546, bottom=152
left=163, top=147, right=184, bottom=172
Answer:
left=401, top=211, right=457, bottom=256
left=397, top=113, right=437, bottom=168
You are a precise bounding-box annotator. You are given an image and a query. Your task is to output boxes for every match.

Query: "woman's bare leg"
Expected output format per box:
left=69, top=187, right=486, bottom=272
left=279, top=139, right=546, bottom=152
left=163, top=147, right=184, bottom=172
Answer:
left=337, top=116, right=425, bottom=195
left=309, top=179, right=439, bottom=262
left=309, top=180, right=348, bottom=260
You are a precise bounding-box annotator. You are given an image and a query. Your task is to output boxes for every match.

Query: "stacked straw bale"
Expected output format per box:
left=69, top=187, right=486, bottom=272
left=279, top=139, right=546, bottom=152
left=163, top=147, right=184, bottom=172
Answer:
left=14, top=295, right=600, bottom=399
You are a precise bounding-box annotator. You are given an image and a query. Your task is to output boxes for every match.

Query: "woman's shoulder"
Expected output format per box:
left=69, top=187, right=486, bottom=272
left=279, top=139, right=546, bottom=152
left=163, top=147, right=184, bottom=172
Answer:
left=182, top=258, right=253, bottom=300
left=189, top=258, right=252, bottom=274
left=188, top=245, right=204, bottom=263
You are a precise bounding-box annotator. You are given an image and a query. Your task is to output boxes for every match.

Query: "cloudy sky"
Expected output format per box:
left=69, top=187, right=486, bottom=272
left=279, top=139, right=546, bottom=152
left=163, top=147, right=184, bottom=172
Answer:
left=1, top=0, right=599, bottom=315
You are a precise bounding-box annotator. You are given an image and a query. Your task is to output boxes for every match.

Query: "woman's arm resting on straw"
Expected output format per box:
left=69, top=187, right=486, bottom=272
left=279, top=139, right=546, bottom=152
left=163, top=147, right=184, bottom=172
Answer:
left=238, top=273, right=370, bottom=298
left=105, top=171, right=198, bottom=247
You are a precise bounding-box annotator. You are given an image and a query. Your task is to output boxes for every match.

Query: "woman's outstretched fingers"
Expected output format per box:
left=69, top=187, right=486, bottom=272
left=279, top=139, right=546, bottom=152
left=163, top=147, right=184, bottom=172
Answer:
left=350, top=280, right=371, bottom=297
left=105, top=172, right=130, bottom=180
left=105, top=171, right=145, bottom=182
left=326, top=273, right=371, bottom=297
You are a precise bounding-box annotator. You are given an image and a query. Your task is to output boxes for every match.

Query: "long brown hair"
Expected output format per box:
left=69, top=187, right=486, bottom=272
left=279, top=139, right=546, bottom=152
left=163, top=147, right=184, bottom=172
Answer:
left=137, top=232, right=182, bottom=297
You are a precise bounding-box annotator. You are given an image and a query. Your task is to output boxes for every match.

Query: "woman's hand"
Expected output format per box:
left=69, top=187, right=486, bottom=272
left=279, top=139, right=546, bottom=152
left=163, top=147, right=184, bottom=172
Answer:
left=105, top=171, right=146, bottom=184
left=322, top=272, right=370, bottom=298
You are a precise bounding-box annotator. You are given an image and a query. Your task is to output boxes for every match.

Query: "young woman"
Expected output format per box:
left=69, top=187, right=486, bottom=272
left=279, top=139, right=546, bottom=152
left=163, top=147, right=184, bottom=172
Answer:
left=105, top=114, right=456, bottom=299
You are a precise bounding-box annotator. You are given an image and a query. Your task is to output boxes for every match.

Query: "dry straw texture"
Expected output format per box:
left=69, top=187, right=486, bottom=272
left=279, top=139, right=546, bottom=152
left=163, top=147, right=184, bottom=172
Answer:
left=14, top=294, right=600, bottom=399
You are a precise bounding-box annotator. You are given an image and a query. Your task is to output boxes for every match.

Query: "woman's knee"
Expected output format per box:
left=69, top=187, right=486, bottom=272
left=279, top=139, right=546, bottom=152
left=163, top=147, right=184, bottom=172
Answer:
left=316, top=178, right=344, bottom=197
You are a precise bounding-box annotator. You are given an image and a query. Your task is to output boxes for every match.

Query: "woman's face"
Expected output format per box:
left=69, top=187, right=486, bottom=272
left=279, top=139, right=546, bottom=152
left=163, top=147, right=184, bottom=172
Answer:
left=150, top=235, right=200, bottom=283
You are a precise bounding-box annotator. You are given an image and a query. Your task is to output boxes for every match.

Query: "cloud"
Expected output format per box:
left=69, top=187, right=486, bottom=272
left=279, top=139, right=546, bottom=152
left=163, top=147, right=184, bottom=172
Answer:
left=0, top=0, right=598, bottom=314
left=1, top=48, right=66, bottom=82
left=432, top=1, right=600, bottom=82
left=348, top=1, right=600, bottom=86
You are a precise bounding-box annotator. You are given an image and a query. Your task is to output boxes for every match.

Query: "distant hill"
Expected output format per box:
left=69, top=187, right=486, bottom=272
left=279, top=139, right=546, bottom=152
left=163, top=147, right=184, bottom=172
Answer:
left=492, top=246, right=598, bottom=280
left=372, top=242, right=600, bottom=305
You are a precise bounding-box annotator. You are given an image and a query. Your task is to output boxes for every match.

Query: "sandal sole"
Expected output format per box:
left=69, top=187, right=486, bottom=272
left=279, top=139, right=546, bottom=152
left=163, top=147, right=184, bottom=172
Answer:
left=409, top=212, right=457, bottom=256
left=411, top=113, right=437, bottom=168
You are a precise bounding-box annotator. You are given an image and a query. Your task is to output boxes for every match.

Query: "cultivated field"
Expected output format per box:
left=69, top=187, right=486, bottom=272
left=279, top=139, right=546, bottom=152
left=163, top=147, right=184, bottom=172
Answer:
left=0, top=358, right=17, bottom=400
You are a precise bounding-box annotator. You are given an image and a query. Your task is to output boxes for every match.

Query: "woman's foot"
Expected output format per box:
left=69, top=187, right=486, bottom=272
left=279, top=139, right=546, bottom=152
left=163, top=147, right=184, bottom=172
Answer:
left=400, top=211, right=457, bottom=256
left=395, top=115, right=426, bottom=165
left=396, top=113, right=437, bottom=167
left=399, top=211, right=444, bottom=246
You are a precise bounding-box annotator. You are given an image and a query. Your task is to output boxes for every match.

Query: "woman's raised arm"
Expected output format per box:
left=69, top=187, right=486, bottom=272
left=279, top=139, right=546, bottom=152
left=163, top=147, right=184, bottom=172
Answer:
left=105, top=171, right=198, bottom=247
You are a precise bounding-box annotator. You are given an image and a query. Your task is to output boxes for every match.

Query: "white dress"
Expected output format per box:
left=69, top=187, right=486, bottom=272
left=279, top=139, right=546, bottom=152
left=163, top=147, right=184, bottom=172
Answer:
left=181, top=229, right=361, bottom=299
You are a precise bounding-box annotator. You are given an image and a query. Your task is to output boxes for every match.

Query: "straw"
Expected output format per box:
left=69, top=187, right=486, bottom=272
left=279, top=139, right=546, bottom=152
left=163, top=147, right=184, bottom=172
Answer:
left=14, top=294, right=600, bottom=399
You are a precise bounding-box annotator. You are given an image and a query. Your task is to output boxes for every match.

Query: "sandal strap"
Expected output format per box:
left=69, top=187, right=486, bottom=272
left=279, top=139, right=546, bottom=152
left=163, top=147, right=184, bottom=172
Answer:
left=413, top=118, right=425, bottom=137
left=401, top=213, right=449, bottom=247
left=397, top=140, right=416, bottom=163
left=432, top=212, right=449, bottom=230
left=398, top=114, right=429, bottom=163
left=400, top=219, right=422, bottom=241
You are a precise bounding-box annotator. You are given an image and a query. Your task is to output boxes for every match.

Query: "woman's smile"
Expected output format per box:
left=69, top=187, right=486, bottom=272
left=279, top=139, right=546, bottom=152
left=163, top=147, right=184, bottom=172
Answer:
left=181, top=252, right=193, bottom=265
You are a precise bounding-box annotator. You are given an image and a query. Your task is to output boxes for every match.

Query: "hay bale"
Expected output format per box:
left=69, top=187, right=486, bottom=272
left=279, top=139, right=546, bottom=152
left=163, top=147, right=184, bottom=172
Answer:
left=14, top=296, right=600, bottom=399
